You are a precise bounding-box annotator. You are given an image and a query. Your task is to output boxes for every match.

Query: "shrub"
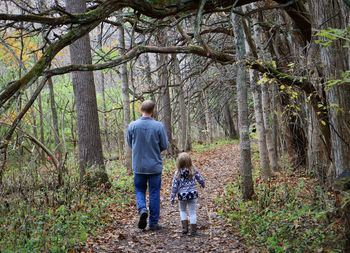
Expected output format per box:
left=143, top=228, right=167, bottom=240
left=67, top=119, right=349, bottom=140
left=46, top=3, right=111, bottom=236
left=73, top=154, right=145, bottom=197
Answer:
left=0, top=163, right=133, bottom=252
left=217, top=176, right=343, bottom=252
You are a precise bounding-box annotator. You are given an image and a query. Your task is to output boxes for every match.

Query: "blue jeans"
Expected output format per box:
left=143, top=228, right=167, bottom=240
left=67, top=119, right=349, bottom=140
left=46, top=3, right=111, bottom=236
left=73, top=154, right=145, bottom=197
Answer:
left=134, top=173, right=162, bottom=226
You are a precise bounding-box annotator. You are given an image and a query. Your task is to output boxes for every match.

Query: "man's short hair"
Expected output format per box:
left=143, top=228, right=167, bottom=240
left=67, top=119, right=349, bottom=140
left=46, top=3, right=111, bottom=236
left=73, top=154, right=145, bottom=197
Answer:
left=141, top=100, right=156, bottom=114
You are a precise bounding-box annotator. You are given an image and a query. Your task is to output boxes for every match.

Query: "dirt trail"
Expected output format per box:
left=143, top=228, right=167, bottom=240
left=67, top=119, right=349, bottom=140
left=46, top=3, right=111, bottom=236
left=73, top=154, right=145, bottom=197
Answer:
left=85, top=144, right=246, bottom=253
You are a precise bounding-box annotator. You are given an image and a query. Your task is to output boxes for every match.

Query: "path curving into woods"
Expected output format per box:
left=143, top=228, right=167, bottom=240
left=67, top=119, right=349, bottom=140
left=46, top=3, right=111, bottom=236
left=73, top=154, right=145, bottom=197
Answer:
left=84, top=144, right=247, bottom=253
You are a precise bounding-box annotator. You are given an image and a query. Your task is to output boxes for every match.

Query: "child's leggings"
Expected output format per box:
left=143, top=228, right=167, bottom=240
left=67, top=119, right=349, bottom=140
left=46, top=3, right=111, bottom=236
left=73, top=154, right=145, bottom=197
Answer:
left=179, top=199, right=197, bottom=224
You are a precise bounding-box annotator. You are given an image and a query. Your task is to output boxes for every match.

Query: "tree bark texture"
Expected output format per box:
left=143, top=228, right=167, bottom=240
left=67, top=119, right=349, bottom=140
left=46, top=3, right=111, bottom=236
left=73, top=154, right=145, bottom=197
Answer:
left=309, top=0, right=350, bottom=177
left=261, top=84, right=279, bottom=171
left=97, top=24, right=111, bottom=154
left=309, top=1, right=350, bottom=250
left=158, top=34, right=174, bottom=154
left=232, top=9, right=254, bottom=200
left=48, top=78, right=61, bottom=157
left=250, top=70, right=272, bottom=179
left=66, top=0, right=107, bottom=186
left=203, top=89, right=213, bottom=143
left=249, top=9, right=279, bottom=171
left=306, top=103, right=329, bottom=185
left=223, top=103, right=238, bottom=139
left=119, top=26, right=132, bottom=174
left=37, top=93, right=45, bottom=161
left=48, top=77, right=63, bottom=186
left=173, top=55, right=188, bottom=152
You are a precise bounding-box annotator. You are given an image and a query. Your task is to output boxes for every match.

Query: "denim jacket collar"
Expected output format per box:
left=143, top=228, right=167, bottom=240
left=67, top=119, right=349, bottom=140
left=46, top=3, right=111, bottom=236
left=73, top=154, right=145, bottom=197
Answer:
left=141, top=116, right=153, bottom=120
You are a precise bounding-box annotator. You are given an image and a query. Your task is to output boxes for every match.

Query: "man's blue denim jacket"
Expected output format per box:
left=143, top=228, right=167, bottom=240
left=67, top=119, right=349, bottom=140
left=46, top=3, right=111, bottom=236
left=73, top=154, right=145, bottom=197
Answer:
left=127, top=116, right=168, bottom=174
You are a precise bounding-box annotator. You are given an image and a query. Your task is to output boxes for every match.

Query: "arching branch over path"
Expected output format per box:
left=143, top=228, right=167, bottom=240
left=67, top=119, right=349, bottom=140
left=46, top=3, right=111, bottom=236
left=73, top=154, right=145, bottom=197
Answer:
left=0, top=0, right=311, bottom=108
left=46, top=45, right=234, bottom=76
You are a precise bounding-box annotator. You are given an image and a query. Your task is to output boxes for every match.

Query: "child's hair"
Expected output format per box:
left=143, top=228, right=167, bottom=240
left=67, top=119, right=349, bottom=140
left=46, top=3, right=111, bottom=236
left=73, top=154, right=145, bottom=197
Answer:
left=176, top=152, right=195, bottom=179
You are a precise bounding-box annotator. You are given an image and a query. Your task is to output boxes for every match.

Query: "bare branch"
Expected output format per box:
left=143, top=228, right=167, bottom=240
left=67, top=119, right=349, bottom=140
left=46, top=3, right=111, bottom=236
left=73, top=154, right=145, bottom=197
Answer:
left=0, top=1, right=123, bottom=108
left=46, top=45, right=235, bottom=76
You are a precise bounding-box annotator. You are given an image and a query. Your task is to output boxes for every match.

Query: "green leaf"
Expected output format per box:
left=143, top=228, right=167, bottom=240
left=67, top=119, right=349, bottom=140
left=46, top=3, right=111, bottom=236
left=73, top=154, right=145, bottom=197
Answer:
left=79, top=230, right=88, bottom=242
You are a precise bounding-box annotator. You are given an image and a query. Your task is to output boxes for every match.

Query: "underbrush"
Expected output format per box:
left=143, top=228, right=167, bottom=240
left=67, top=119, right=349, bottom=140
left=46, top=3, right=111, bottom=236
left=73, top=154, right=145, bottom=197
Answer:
left=217, top=174, right=343, bottom=252
left=0, top=160, right=133, bottom=252
left=192, top=138, right=239, bottom=153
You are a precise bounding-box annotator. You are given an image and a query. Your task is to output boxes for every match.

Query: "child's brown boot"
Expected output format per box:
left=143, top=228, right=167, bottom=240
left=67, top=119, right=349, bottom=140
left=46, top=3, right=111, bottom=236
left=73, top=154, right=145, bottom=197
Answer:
left=189, top=224, right=197, bottom=236
left=181, top=220, right=188, bottom=234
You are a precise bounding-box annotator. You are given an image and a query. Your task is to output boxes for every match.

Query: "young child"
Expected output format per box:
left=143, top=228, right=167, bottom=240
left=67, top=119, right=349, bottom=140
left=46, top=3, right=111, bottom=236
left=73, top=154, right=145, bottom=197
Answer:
left=170, top=152, right=205, bottom=236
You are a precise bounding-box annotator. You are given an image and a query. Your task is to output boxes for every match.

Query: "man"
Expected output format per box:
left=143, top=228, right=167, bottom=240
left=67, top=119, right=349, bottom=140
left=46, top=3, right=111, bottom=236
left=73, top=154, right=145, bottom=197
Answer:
left=127, top=100, right=168, bottom=231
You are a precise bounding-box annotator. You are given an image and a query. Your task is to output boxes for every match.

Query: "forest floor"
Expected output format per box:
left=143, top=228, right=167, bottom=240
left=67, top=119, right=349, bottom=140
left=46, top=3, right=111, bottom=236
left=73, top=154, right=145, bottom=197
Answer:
left=83, top=143, right=248, bottom=253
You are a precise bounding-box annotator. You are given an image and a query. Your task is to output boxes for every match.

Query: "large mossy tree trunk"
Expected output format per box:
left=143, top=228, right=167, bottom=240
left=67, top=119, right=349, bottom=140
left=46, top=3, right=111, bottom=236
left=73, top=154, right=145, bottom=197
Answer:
left=66, top=0, right=108, bottom=187
left=232, top=8, right=254, bottom=200
left=310, top=0, right=350, bottom=179
left=309, top=0, right=350, bottom=250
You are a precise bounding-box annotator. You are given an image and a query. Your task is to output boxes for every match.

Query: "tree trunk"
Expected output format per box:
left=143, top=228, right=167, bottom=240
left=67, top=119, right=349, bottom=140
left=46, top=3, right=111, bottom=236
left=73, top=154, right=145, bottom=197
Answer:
left=250, top=70, right=272, bottom=179
left=48, top=77, right=63, bottom=186
left=173, top=54, right=187, bottom=152
left=36, top=0, right=62, bottom=185
left=129, top=60, right=137, bottom=122
left=306, top=103, right=329, bottom=185
left=271, top=84, right=279, bottom=160
left=185, top=72, right=192, bottom=151
left=310, top=0, right=350, bottom=177
left=66, top=0, right=108, bottom=186
left=185, top=105, right=192, bottom=151
left=70, top=98, right=77, bottom=149
left=158, top=34, right=174, bottom=154
left=249, top=7, right=279, bottom=171
left=119, top=26, right=132, bottom=174
left=198, top=96, right=207, bottom=143
left=98, top=23, right=111, bottom=154
left=309, top=1, right=350, bottom=250
left=261, top=84, right=279, bottom=171
left=37, top=93, right=45, bottom=161
left=29, top=86, right=38, bottom=140
left=223, top=103, right=238, bottom=139
left=232, top=9, right=254, bottom=200
left=142, top=53, right=159, bottom=119
left=203, top=89, right=213, bottom=143
left=178, top=81, right=187, bottom=152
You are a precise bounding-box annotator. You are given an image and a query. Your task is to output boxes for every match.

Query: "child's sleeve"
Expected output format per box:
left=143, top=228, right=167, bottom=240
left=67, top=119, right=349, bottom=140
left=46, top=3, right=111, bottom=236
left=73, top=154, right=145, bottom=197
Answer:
left=170, top=174, right=179, bottom=202
left=194, top=169, right=205, bottom=188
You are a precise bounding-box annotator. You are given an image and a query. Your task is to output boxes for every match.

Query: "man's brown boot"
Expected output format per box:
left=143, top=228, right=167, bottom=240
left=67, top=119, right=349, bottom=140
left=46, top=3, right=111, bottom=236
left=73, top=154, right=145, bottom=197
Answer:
left=181, top=220, right=188, bottom=234
left=189, top=224, right=197, bottom=236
